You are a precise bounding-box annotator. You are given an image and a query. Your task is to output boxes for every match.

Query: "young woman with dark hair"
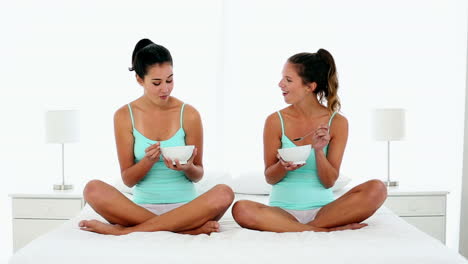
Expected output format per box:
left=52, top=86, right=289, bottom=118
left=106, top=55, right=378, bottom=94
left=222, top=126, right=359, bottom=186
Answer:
left=79, top=39, right=234, bottom=236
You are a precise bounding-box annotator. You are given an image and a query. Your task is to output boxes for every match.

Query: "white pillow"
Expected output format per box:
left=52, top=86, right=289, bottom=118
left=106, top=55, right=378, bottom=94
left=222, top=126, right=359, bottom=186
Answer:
left=331, top=173, right=352, bottom=192
left=231, top=171, right=272, bottom=195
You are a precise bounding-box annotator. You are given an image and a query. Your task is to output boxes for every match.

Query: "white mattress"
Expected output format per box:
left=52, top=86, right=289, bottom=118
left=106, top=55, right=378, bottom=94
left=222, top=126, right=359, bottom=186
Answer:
left=10, top=194, right=468, bottom=264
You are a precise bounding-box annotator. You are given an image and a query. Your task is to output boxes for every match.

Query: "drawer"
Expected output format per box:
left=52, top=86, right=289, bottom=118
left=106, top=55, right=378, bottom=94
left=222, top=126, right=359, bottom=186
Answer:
left=13, top=198, right=82, bottom=219
left=384, top=195, right=445, bottom=216
left=13, top=219, right=67, bottom=252
left=401, top=216, right=446, bottom=243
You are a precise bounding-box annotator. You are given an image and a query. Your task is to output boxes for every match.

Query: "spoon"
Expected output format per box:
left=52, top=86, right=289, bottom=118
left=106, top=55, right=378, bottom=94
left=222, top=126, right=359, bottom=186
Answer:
left=293, top=126, right=329, bottom=142
left=292, top=130, right=315, bottom=142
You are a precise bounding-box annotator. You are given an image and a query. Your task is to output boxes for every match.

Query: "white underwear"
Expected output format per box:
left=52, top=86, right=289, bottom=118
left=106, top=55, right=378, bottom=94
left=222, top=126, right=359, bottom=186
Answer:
left=283, top=207, right=322, bottom=224
left=139, top=202, right=186, bottom=215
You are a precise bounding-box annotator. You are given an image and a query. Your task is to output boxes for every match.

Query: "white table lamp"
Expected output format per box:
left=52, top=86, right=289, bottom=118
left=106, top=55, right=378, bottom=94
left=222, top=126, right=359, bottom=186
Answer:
left=45, top=110, right=80, bottom=190
left=372, top=108, right=406, bottom=187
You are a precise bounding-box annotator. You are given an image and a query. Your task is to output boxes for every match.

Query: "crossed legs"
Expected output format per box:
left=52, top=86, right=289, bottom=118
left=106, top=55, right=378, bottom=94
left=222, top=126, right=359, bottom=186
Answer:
left=79, top=180, right=234, bottom=235
left=80, top=179, right=386, bottom=235
left=232, top=180, right=387, bottom=232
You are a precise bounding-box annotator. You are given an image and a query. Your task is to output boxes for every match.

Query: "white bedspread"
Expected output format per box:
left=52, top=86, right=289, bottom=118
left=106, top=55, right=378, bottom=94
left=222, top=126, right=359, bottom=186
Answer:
left=10, top=194, right=468, bottom=264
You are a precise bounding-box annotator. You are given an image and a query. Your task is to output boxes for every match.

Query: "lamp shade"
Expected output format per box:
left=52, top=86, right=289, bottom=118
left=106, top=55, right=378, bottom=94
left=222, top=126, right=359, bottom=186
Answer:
left=45, top=110, right=80, bottom=143
left=372, top=108, right=406, bottom=141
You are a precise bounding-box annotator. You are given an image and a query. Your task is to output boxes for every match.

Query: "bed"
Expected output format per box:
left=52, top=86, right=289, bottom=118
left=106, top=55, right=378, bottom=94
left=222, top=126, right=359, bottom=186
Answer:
left=9, top=192, right=468, bottom=264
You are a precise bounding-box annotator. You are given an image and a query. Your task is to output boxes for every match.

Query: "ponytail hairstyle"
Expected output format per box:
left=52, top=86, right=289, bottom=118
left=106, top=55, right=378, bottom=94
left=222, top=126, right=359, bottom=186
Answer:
left=288, top=49, right=341, bottom=113
left=129, top=38, right=173, bottom=79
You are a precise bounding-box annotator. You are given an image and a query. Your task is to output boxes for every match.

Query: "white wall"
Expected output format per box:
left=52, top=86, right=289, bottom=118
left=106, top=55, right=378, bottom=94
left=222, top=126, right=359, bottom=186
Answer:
left=460, top=14, right=468, bottom=257
left=0, top=0, right=466, bottom=262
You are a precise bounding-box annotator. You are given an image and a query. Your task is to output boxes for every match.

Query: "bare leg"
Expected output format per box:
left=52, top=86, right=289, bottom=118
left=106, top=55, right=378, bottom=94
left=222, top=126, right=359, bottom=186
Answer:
left=232, top=200, right=316, bottom=232
left=308, top=179, right=387, bottom=229
left=231, top=200, right=365, bottom=232
left=81, top=184, right=234, bottom=235
left=79, top=180, right=156, bottom=226
left=81, top=219, right=221, bottom=235
left=179, top=221, right=220, bottom=235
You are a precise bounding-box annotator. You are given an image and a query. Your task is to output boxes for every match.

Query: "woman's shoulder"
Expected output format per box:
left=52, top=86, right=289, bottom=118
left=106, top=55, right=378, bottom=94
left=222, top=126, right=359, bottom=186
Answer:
left=112, top=104, right=134, bottom=134
left=330, top=112, right=348, bottom=125
left=113, top=101, right=137, bottom=126
left=181, top=102, right=197, bottom=113
left=180, top=102, right=201, bottom=123
left=265, top=111, right=279, bottom=123
left=329, top=112, right=348, bottom=134
left=266, top=106, right=291, bottom=122
left=264, top=108, right=288, bottom=131
left=114, top=104, right=129, bottom=119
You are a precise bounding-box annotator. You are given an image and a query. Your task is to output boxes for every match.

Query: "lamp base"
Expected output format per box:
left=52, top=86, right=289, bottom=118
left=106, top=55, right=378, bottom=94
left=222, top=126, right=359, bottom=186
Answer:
left=53, top=184, right=73, bottom=190
left=384, top=180, right=399, bottom=187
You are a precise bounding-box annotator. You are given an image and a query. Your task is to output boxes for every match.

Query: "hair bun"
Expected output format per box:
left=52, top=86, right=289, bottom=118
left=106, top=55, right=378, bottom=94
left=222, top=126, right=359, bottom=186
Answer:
left=317, top=49, right=331, bottom=64
left=137, top=38, right=155, bottom=49
left=131, top=38, right=156, bottom=67
left=129, top=39, right=173, bottom=78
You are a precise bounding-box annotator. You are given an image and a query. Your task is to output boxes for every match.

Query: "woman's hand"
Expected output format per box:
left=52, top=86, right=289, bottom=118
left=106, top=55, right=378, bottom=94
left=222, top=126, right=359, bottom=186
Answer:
left=311, top=124, right=330, bottom=150
left=163, top=147, right=198, bottom=171
left=276, top=153, right=305, bottom=171
left=144, top=142, right=161, bottom=163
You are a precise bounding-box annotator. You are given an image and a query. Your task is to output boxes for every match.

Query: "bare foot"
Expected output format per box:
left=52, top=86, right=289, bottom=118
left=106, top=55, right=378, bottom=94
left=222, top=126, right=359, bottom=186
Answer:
left=328, top=223, right=368, bottom=232
left=79, top=219, right=125, bottom=235
left=180, top=221, right=220, bottom=235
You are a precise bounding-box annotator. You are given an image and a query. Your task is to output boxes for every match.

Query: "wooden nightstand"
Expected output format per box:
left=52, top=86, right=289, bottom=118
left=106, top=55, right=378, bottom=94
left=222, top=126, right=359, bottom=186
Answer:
left=384, top=187, right=448, bottom=244
left=10, top=189, right=85, bottom=252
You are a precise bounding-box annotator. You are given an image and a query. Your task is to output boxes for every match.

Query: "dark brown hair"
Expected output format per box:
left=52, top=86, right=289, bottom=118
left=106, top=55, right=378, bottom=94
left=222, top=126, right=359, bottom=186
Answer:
left=288, top=49, right=340, bottom=112
left=128, top=38, right=173, bottom=78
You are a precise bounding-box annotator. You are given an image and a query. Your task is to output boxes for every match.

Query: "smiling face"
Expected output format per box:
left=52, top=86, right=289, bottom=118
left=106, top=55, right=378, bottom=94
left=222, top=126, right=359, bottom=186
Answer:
left=278, top=62, right=315, bottom=104
left=137, top=62, right=174, bottom=103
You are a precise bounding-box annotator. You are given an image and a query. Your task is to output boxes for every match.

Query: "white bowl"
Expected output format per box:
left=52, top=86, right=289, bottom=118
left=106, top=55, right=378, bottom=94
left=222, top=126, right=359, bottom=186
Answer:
left=277, top=145, right=312, bottom=164
left=160, top=145, right=195, bottom=165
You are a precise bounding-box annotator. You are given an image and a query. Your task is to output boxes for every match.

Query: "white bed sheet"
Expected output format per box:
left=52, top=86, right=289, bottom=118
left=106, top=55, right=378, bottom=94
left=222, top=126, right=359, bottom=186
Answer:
left=10, top=194, right=468, bottom=264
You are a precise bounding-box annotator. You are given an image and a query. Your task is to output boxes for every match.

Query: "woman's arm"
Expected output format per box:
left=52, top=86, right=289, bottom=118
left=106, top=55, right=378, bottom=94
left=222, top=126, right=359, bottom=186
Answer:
left=264, top=113, right=297, bottom=185
left=114, top=106, right=159, bottom=187
left=176, top=104, right=204, bottom=182
left=314, top=114, right=348, bottom=188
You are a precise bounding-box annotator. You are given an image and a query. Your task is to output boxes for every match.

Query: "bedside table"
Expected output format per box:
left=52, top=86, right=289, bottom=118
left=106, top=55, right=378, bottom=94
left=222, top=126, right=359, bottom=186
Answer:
left=10, top=189, right=85, bottom=252
left=384, top=187, right=448, bottom=244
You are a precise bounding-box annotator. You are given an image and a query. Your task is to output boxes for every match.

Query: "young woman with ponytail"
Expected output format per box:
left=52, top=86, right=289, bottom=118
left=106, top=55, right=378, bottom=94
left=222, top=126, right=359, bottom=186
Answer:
left=78, top=39, right=234, bottom=236
left=231, top=49, right=387, bottom=232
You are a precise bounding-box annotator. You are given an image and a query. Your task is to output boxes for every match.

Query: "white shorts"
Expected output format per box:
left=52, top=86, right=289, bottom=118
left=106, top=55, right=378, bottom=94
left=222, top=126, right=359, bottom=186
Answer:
left=283, top=207, right=322, bottom=224
left=139, top=202, right=186, bottom=215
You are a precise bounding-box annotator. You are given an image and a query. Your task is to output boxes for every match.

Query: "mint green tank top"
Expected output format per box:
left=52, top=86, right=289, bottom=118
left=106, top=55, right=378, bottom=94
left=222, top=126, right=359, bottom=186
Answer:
left=128, top=103, right=197, bottom=204
left=269, top=111, right=338, bottom=210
